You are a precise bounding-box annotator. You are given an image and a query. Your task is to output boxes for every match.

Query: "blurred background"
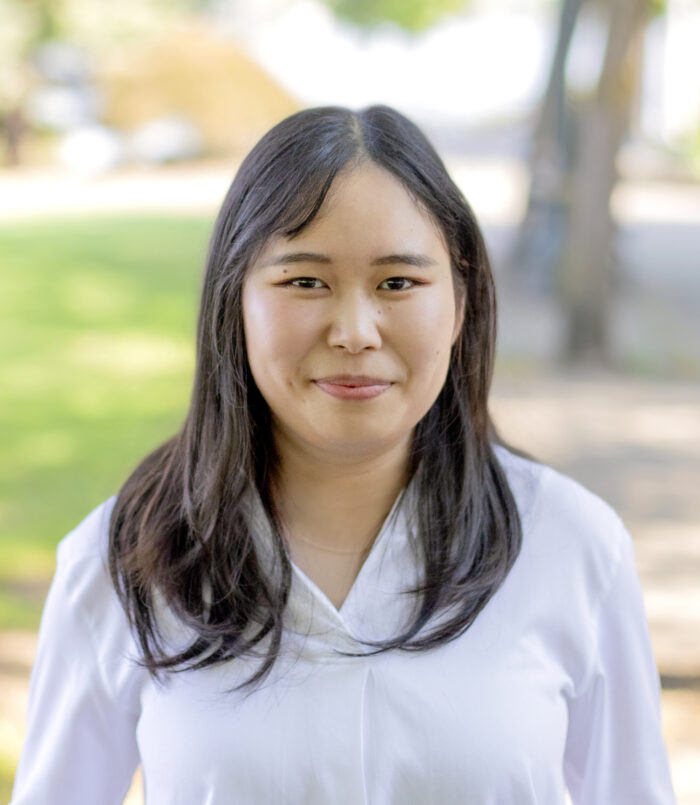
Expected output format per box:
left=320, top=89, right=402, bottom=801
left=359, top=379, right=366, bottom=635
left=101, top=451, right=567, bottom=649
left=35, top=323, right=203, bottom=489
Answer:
left=1, top=0, right=699, bottom=801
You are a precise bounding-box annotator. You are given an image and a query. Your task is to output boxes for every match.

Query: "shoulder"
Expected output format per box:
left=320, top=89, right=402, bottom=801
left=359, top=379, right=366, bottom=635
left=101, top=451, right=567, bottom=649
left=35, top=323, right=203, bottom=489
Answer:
left=46, top=496, right=142, bottom=694
left=494, top=444, right=627, bottom=550
left=54, top=495, right=118, bottom=606
left=492, top=445, right=636, bottom=692
left=493, top=444, right=628, bottom=604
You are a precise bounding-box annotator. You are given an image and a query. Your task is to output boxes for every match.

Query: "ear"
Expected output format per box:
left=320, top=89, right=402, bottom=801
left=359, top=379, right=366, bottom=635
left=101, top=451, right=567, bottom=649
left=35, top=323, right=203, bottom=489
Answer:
left=451, top=283, right=466, bottom=345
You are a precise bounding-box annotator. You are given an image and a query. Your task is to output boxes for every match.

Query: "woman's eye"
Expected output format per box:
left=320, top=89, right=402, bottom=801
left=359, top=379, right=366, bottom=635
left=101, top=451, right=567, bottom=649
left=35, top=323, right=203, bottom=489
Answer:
left=281, top=277, right=420, bottom=291
left=288, top=277, right=326, bottom=289
left=379, top=277, right=416, bottom=291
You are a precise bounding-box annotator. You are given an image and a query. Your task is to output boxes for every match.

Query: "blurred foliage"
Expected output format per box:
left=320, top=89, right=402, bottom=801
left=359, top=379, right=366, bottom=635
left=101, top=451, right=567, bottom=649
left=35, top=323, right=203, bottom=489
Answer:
left=0, top=0, right=206, bottom=107
left=98, top=26, right=299, bottom=156
left=0, top=0, right=299, bottom=160
left=0, top=215, right=213, bottom=628
left=0, top=0, right=206, bottom=51
left=0, top=1, right=32, bottom=105
left=320, top=0, right=467, bottom=31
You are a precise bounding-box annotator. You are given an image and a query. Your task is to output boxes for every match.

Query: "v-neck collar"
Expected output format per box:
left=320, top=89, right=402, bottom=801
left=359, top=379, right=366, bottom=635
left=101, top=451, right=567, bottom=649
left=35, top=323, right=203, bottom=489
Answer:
left=290, top=483, right=410, bottom=618
left=243, top=481, right=419, bottom=657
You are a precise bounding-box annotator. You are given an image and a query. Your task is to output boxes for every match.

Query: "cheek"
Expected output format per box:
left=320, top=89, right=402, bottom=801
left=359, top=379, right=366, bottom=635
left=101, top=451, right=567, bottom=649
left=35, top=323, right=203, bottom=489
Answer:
left=243, top=289, right=317, bottom=373
left=396, top=292, right=456, bottom=371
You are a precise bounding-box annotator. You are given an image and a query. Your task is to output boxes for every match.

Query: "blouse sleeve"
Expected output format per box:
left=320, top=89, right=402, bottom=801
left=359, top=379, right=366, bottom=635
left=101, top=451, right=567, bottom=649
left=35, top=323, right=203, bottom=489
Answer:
left=10, top=508, right=142, bottom=805
left=563, top=523, right=677, bottom=804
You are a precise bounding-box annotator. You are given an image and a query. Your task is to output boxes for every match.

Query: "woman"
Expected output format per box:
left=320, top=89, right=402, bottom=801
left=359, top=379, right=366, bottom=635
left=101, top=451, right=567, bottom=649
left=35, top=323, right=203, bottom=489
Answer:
left=11, top=105, right=675, bottom=804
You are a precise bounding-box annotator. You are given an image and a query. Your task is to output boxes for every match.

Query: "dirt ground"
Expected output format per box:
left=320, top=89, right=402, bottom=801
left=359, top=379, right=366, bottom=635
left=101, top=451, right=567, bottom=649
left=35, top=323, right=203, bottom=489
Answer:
left=2, top=371, right=698, bottom=803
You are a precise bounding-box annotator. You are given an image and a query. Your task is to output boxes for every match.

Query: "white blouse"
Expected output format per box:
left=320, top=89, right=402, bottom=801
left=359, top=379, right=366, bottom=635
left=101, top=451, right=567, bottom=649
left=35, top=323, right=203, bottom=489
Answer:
left=11, top=447, right=676, bottom=804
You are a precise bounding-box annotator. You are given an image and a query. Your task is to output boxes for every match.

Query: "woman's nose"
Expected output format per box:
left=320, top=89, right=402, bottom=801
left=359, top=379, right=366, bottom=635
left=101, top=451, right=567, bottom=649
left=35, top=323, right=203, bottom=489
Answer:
left=326, top=293, right=382, bottom=353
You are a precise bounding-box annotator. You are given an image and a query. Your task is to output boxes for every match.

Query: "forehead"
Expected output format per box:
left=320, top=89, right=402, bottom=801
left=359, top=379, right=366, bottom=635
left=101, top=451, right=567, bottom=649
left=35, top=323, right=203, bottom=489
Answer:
left=259, top=162, right=449, bottom=260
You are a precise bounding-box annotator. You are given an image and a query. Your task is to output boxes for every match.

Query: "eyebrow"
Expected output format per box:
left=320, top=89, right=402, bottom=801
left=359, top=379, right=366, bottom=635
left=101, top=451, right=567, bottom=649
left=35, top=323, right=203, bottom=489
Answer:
left=260, top=251, right=439, bottom=268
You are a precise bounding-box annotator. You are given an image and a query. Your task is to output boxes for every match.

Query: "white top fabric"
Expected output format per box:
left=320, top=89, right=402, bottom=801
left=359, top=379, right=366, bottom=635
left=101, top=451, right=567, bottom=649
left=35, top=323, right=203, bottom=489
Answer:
left=11, top=447, right=676, bottom=804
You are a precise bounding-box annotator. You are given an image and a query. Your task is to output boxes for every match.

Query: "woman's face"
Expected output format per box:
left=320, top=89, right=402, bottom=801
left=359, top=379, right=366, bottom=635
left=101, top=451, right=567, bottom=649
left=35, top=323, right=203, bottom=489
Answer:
left=242, top=162, right=464, bottom=461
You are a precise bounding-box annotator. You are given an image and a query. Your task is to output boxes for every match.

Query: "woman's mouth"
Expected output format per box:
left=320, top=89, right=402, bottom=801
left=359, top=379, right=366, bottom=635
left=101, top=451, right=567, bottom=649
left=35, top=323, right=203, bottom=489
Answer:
left=314, top=375, right=392, bottom=401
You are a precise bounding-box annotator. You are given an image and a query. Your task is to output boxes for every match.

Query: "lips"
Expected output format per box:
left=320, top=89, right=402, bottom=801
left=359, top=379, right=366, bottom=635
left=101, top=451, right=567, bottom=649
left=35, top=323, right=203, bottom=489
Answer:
left=314, top=375, right=392, bottom=401
left=315, top=375, right=391, bottom=386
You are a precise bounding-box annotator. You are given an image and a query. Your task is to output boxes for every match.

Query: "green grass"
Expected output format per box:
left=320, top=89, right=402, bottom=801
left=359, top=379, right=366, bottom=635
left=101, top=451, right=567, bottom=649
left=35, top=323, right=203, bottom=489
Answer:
left=0, top=214, right=213, bottom=628
left=0, top=748, right=17, bottom=803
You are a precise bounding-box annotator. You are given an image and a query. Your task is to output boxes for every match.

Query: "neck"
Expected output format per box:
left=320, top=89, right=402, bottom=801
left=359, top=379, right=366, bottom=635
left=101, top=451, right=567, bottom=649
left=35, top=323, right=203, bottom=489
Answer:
left=272, top=430, right=412, bottom=554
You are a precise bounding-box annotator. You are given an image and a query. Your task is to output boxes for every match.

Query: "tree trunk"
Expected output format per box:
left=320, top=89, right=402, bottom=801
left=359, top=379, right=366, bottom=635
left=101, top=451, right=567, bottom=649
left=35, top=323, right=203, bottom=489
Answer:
left=510, top=0, right=585, bottom=291
left=559, top=0, right=647, bottom=363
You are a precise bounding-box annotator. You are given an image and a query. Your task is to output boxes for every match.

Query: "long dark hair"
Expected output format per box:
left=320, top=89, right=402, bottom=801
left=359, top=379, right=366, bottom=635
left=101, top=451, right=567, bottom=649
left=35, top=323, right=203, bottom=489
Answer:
left=108, top=105, right=523, bottom=692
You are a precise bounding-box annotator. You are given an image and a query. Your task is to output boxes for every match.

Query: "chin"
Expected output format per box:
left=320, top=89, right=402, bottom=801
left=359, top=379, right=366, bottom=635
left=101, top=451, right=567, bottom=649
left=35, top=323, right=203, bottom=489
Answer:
left=313, top=428, right=411, bottom=457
